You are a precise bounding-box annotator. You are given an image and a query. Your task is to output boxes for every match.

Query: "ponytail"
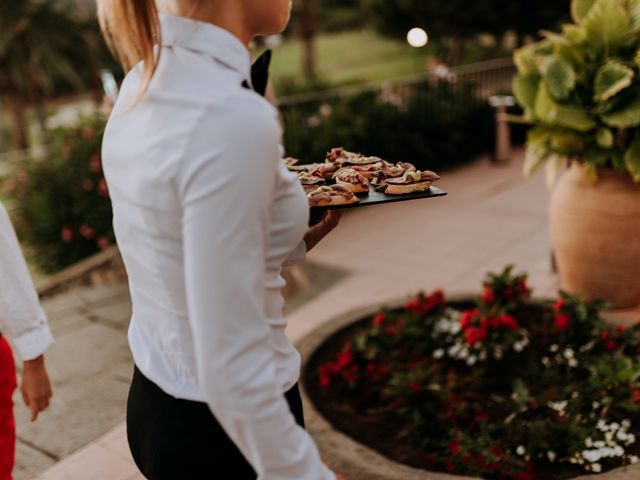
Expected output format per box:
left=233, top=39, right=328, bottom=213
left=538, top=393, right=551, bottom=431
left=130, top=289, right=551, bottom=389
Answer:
left=97, top=0, right=161, bottom=101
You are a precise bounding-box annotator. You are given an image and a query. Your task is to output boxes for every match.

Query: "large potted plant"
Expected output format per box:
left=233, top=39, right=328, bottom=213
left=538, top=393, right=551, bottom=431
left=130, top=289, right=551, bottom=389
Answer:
left=513, top=0, right=640, bottom=308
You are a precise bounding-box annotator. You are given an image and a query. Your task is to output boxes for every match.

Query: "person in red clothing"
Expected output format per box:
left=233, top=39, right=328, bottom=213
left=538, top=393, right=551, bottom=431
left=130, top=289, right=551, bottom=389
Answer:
left=0, top=202, right=53, bottom=480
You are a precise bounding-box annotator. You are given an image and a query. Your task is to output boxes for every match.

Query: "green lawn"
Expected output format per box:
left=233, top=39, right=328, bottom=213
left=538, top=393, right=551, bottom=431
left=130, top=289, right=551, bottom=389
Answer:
left=268, top=30, right=433, bottom=90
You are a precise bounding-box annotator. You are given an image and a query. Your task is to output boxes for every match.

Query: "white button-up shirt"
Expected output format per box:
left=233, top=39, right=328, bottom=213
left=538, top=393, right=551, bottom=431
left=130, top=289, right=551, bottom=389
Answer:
left=0, top=202, right=53, bottom=360
left=102, top=13, right=334, bottom=480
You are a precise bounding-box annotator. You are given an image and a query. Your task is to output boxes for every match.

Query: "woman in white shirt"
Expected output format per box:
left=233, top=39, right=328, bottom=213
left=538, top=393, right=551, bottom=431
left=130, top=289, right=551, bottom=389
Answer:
left=0, top=202, right=54, bottom=478
left=98, top=1, right=341, bottom=479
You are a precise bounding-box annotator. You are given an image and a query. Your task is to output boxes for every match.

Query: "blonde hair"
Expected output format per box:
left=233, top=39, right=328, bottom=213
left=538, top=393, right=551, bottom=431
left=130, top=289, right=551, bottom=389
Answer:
left=97, top=0, right=162, bottom=99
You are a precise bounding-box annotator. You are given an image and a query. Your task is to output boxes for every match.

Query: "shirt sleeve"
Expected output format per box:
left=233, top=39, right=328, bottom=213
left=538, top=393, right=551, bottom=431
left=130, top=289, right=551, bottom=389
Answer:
left=283, top=240, right=307, bottom=267
left=0, top=202, right=53, bottom=361
left=177, top=95, right=334, bottom=480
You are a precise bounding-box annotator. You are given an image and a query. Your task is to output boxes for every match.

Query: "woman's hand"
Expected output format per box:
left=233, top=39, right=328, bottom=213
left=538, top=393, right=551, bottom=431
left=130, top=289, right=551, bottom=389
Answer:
left=304, top=210, right=343, bottom=252
left=21, top=355, right=52, bottom=421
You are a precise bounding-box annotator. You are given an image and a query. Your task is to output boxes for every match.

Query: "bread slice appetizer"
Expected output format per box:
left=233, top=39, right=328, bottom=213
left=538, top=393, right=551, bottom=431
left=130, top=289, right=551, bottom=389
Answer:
left=284, top=157, right=300, bottom=168
left=307, top=185, right=360, bottom=207
left=308, top=162, right=338, bottom=180
left=325, top=147, right=364, bottom=165
left=350, top=161, right=384, bottom=180
left=298, top=172, right=326, bottom=192
left=287, top=162, right=322, bottom=174
left=384, top=170, right=440, bottom=195
left=333, top=167, right=370, bottom=194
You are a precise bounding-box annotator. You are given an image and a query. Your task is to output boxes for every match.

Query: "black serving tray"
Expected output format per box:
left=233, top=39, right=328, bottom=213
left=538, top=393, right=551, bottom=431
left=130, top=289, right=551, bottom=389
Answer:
left=310, top=186, right=447, bottom=211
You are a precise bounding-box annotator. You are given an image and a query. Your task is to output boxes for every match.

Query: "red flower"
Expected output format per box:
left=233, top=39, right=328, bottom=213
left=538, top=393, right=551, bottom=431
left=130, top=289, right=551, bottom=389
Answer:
left=490, top=447, right=505, bottom=458
left=405, top=298, right=421, bottom=313
left=61, top=226, right=73, bottom=243
left=341, top=364, right=360, bottom=384
left=475, top=412, right=489, bottom=422
left=83, top=179, right=94, bottom=191
left=464, top=326, right=488, bottom=346
left=460, top=309, right=479, bottom=329
left=553, top=299, right=566, bottom=312
left=616, top=325, right=626, bottom=334
left=318, top=364, right=334, bottom=388
left=554, top=313, right=571, bottom=330
left=335, top=348, right=353, bottom=370
left=385, top=324, right=396, bottom=336
left=372, top=312, right=386, bottom=326
left=461, top=455, right=472, bottom=465
left=518, top=279, right=530, bottom=297
left=604, top=339, right=619, bottom=352
left=631, top=388, right=640, bottom=403
left=481, top=286, right=495, bottom=304
left=409, top=382, right=422, bottom=393
left=503, top=285, right=514, bottom=299
left=497, top=314, right=518, bottom=331
left=448, top=439, right=461, bottom=455
left=432, top=290, right=445, bottom=307
left=601, top=330, right=611, bottom=340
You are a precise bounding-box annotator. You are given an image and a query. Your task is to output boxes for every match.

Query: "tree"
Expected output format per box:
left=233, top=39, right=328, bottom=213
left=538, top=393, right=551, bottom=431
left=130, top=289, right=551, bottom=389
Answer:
left=297, top=0, right=319, bottom=82
left=0, top=0, right=94, bottom=149
left=363, top=0, right=570, bottom=63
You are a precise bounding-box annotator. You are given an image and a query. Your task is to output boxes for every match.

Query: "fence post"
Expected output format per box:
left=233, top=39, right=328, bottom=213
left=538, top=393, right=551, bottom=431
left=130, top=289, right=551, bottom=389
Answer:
left=489, top=95, right=515, bottom=165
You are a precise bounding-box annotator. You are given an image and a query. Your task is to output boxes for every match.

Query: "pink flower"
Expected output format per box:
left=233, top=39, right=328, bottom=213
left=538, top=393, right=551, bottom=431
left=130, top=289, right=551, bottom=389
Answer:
left=96, top=236, right=111, bottom=250
left=61, top=226, right=73, bottom=243
left=89, top=153, right=102, bottom=173
left=97, top=179, right=109, bottom=197
left=79, top=224, right=96, bottom=240
left=82, top=127, right=95, bottom=139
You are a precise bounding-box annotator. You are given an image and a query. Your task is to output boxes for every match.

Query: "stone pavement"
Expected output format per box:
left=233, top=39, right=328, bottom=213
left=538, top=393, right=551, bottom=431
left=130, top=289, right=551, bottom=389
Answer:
left=19, top=151, right=635, bottom=479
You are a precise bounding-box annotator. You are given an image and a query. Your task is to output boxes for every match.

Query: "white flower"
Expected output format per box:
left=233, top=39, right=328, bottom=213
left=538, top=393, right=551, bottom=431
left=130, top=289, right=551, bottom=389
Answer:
left=550, top=344, right=559, bottom=352
left=627, top=434, right=636, bottom=445
left=568, top=358, right=578, bottom=367
left=622, top=419, right=631, bottom=429
left=594, top=441, right=605, bottom=448
left=547, top=451, right=557, bottom=462
left=516, top=445, right=525, bottom=456
left=513, top=342, right=525, bottom=352
left=616, top=430, right=628, bottom=442
left=563, top=348, right=574, bottom=359
left=583, top=450, right=601, bottom=462
left=433, top=349, right=445, bottom=359
left=597, top=420, right=607, bottom=431
left=466, top=355, right=477, bottom=366
left=605, top=431, right=614, bottom=443
left=613, top=445, right=624, bottom=457
left=592, top=463, right=602, bottom=473
left=586, top=438, right=593, bottom=448
left=542, top=356, right=550, bottom=366
left=610, top=422, right=620, bottom=431
left=630, top=455, right=639, bottom=464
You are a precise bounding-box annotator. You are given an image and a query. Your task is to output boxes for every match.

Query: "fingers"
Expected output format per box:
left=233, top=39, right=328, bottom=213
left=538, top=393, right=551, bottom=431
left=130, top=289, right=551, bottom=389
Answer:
left=323, top=210, right=343, bottom=228
left=30, top=402, right=39, bottom=422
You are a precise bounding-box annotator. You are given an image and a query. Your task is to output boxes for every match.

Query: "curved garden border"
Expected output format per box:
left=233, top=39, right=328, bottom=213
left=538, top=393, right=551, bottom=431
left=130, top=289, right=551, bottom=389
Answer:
left=296, top=296, right=640, bottom=480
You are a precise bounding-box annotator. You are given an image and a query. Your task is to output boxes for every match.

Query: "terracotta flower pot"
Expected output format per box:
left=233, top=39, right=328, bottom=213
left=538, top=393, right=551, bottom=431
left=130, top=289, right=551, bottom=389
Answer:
left=550, top=164, right=640, bottom=309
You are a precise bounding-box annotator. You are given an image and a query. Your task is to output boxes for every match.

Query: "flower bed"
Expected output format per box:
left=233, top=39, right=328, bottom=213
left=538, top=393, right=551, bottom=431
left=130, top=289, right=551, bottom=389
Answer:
left=306, top=267, right=640, bottom=479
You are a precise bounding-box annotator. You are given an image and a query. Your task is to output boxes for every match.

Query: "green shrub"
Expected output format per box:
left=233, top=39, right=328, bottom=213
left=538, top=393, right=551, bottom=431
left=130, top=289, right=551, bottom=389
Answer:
left=281, top=81, right=495, bottom=170
left=5, top=113, right=114, bottom=273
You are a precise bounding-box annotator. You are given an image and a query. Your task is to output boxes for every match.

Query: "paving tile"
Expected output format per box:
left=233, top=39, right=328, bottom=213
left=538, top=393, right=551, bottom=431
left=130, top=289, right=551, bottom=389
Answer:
left=37, top=444, right=138, bottom=480
left=13, top=441, right=57, bottom=480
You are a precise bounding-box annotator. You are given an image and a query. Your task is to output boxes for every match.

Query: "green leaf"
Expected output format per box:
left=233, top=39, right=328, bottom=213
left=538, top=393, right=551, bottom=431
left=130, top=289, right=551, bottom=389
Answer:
left=563, top=23, right=589, bottom=43
left=593, top=60, right=634, bottom=101
left=543, top=57, right=577, bottom=101
left=601, top=92, right=640, bottom=126
left=513, top=75, right=541, bottom=114
left=586, top=145, right=614, bottom=165
left=624, top=0, right=640, bottom=30
left=534, top=84, right=597, bottom=131
left=555, top=43, right=585, bottom=69
left=524, top=143, right=550, bottom=177
left=550, top=131, right=585, bottom=154
left=546, top=155, right=568, bottom=187
left=596, top=127, right=615, bottom=147
left=572, top=0, right=599, bottom=23
left=583, top=0, right=632, bottom=51
left=624, top=132, right=640, bottom=181
left=514, top=43, right=542, bottom=75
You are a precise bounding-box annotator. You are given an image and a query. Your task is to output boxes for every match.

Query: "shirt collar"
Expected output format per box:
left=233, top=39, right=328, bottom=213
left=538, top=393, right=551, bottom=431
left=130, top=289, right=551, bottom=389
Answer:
left=159, top=13, right=252, bottom=80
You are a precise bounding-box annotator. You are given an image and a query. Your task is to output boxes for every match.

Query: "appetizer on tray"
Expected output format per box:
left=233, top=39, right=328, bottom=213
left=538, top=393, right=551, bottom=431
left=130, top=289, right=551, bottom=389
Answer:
left=307, top=185, right=360, bottom=207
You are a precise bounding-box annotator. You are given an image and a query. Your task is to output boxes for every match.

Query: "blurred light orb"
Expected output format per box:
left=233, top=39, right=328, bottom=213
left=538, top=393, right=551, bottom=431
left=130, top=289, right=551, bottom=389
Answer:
left=407, top=28, right=428, bottom=48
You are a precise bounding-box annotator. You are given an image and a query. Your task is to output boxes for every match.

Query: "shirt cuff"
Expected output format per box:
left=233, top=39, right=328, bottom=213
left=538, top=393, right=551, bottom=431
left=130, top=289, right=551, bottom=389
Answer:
left=282, top=240, right=307, bottom=267
left=11, top=314, right=54, bottom=361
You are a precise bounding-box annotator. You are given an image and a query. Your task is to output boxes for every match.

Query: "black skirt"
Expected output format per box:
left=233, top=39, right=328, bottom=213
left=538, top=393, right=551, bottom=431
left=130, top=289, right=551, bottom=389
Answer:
left=126, top=366, right=305, bottom=480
